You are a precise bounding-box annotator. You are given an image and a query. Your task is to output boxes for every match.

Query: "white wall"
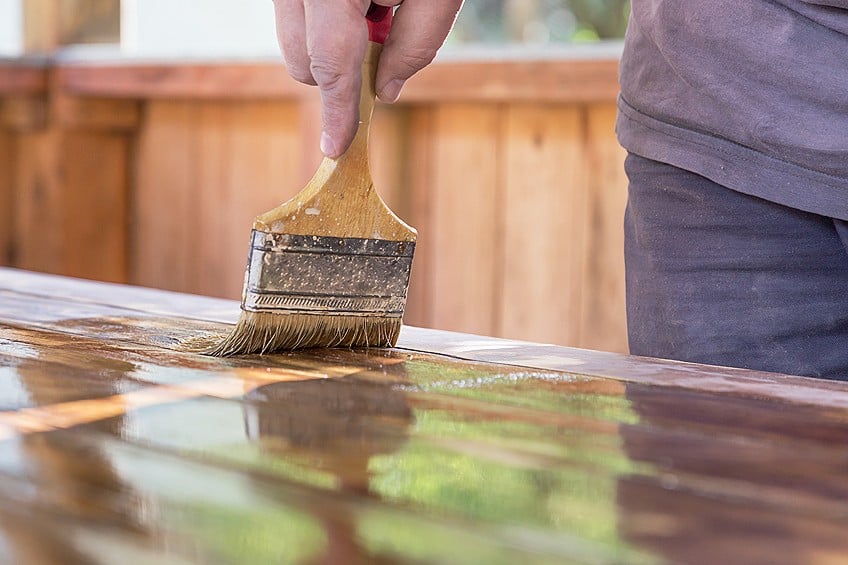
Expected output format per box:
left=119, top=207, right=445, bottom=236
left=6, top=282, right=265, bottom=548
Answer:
left=0, top=0, right=22, bottom=56
left=125, top=0, right=279, bottom=58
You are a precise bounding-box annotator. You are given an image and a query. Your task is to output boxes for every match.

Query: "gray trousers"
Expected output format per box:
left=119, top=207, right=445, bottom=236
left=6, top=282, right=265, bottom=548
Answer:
left=624, top=153, right=848, bottom=380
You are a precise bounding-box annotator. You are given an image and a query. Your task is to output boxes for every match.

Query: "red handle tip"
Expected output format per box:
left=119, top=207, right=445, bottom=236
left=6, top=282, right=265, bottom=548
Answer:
left=366, top=4, right=392, bottom=44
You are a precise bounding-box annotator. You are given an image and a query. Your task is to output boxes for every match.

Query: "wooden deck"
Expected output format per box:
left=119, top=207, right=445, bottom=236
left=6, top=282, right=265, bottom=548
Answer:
left=0, top=267, right=846, bottom=563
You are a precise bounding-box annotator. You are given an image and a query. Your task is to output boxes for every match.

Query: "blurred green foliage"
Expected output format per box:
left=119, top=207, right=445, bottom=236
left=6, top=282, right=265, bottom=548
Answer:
left=450, top=0, right=630, bottom=44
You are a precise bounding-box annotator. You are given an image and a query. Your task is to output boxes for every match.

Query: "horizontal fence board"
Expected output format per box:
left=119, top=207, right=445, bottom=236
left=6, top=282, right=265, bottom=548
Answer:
left=55, top=57, right=620, bottom=103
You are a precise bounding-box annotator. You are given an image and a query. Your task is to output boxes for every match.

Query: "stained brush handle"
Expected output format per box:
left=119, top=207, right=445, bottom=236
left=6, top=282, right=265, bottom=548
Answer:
left=357, top=3, right=392, bottom=136
left=254, top=5, right=415, bottom=242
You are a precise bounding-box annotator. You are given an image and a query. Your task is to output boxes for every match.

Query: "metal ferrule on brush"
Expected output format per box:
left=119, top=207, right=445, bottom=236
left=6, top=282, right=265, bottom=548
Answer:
left=242, top=230, right=415, bottom=317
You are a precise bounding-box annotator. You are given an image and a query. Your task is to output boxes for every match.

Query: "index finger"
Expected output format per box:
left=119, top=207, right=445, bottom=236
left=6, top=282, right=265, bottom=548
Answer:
left=376, top=0, right=463, bottom=103
left=303, top=0, right=371, bottom=157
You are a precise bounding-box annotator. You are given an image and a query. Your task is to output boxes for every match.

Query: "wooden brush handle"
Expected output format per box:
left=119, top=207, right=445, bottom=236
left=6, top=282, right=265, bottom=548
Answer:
left=254, top=7, right=415, bottom=243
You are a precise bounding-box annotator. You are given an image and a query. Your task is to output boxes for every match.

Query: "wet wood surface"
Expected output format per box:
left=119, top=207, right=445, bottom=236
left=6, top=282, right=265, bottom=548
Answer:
left=0, top=267, right=846, bottom=564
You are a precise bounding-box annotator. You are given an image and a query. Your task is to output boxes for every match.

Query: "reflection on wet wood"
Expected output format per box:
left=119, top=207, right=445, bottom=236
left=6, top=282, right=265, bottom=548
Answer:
left=0, top=267, right=847, bottom=564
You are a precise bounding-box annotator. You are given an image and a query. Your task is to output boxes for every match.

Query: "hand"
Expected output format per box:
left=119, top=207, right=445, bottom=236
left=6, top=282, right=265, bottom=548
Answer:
left=273, top=0, right=463, bottom=158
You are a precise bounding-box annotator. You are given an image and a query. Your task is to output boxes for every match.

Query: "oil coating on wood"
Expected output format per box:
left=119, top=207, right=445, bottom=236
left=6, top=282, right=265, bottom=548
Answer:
left=0, top=267, right=846, bottom=564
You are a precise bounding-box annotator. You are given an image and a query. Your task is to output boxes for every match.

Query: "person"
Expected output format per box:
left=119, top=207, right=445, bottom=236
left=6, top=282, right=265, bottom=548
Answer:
left=271, top=0, right=848, bottom=380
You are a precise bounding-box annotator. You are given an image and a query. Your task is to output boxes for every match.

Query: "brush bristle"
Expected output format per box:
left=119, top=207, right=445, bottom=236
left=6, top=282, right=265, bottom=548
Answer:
left=205, top=311, right=402, bottom=356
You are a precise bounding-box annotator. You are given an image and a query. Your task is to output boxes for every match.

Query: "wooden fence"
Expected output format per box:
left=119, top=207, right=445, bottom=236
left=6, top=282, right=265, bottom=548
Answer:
left=0, top=51, right=628, bottom=352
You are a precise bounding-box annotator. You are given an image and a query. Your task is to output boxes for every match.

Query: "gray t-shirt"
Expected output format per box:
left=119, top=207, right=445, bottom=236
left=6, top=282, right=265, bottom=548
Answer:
left=616, top=0, right=848, bottom=219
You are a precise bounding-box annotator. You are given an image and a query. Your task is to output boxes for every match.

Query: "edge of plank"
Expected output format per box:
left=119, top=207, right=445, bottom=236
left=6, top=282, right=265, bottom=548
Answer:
left=2, top=268, right=847, bottom=409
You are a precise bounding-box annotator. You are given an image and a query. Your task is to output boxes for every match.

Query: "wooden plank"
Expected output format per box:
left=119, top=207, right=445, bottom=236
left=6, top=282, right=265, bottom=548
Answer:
left=0, top=270, right=848, bottom=565
left=14, top=129, right=128, bottom=282
left=0, top=96, right=48, bottom=131
left=53, top=96, right=140, bottom=130
left=0, top=65, right=48, bottom=96
left=14, top=131, right=62, bottom=274
left=369, top=104, right=408, bottom=214
left=404, top=57, right=620, bottom=103
left=56, top=58, right=621, bottom=103
left=208, top=101, right=302, bottom=299
left=59, top=131, right=128, bottom=282
left=189, top=102, right=232, bottom=298
left=6, top=273, right=847, bottom=445
left=0, top=134, right=14, bottom=266
left=579, top=103, right=628, bottom=353
left=499, top=103, right=586, bottom=345
left=58, top=63, right=313, bottom=100
left=5, top=267, right=848, bottom=405
left=133, top=100, right=302, bottom=299
left=0, top=267, right=238, bottom=323
left=428, top=104, right=501, bottom=336
left=132, top=101, right=195, bottom=292
left=296, top=91, right=323, bottom=186
left=398, top=107, right=435, bottom=327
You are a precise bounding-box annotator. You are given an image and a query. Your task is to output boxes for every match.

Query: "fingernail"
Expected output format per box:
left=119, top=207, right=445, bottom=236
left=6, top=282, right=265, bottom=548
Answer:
left=378, top=79, right=405, bottom=103
left=320, top=131, right=337, bottom=157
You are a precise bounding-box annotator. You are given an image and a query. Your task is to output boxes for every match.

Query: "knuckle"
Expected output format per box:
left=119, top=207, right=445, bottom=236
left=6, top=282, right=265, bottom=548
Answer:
left=396, top=46, right=439, bottom=74
left=309, top=57, right=355, bottom=91
left=279, top=42, right=316, bottom=84
left=284, top=62, right=316, bottom=85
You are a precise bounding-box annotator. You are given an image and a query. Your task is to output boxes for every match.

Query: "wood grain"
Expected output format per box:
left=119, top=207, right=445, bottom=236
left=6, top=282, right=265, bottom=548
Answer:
left=296, top=91, right=323, bottom=186
left=428, top=104, right=501, bottom=335
left=0, top=133, right=14, bottom=266
left=0, top=96, right=47, bottom=132
left=579, top=104, right=628, bottom=353
left=132, top=101, right=195, bottom=292
left=58, top=131, right=128, bottom=282
left=369, top=104, right=409, bottom=215
left=397, top=108, right=435, bottom=328
left=14, top=130, right=61, bottom=274
left=132, top=100, right=303, bottom=298
left=14, top=129, right=128, bottom=282
left=0, top=65, right=47, bottom=96
left=0, top=269, right=847, bottom=565
left=191, top=102, right=231, bottom=297
left=58, top=63, right=313, bottom=100
left=404, top=57, right=621, bottom=103
left=499, top=104, right=586, bottom=345
left=56, top=58, right=620, bottom=104
left=223, top=101, right=302, bottom=295
left=53, top=96, right=140, bottom=130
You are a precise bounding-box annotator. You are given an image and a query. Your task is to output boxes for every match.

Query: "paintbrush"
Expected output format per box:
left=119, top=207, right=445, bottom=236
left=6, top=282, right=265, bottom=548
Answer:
left=207, top=5, right=415, bottom=356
